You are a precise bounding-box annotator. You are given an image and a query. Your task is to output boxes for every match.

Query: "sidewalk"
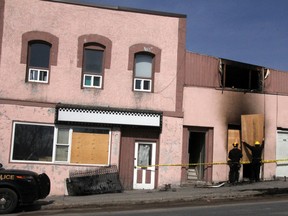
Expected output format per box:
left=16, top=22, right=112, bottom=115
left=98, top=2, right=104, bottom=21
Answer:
left=41, top=180, right=288, bottom=210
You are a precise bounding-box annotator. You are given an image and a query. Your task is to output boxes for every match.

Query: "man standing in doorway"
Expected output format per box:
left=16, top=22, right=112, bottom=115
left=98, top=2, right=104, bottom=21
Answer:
left=228, top=142, right=243, bottom=184
left=242, top=139, right=265, bottom=182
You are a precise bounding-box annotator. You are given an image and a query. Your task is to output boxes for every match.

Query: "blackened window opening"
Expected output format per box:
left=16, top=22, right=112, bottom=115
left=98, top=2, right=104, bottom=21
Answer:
left=224, top=64, right=262, bottom=91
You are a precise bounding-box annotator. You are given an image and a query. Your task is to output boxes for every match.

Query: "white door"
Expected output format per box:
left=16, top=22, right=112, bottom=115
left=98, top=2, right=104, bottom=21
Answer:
left=133, top=141, right=156, bottom=189
left=276, top=131, right=288, bottom=177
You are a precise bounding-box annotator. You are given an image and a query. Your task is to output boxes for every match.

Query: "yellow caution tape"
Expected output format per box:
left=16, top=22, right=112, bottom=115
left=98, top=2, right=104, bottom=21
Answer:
left=137, top=158, right=288, bottom=168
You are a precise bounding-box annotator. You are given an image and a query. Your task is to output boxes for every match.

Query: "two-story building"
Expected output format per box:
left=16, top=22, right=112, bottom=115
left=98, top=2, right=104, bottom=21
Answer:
left=1, top=0, right=288, bottom=196
left=0, top=0, right=186, bottom=195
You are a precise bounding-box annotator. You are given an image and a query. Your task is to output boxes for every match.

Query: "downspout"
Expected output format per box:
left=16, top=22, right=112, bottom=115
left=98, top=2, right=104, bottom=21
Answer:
left=262, top=68, right=270, bottom=180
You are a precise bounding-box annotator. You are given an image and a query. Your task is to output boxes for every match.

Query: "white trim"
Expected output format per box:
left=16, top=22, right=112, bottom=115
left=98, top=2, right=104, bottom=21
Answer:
left=28, top=68, right=49, bottom=83
left=53, top=127, right=71, bottom=163
left=10, top=122, right=54, bottom=163
left=276, top=130, right=288, bottom=177
left=83, top=74, right=102, bottom=88
left=133, top=141, right=156, bottom=189
left=11, top=122, right=112, bottom=166
left=134, top=78, right=152, bottom=92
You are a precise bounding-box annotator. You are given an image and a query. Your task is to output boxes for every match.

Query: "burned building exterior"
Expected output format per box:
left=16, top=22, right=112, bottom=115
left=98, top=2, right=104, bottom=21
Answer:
left=0, top=0, right=288, bottom=195
left=183, top=52, right=288, bottom=183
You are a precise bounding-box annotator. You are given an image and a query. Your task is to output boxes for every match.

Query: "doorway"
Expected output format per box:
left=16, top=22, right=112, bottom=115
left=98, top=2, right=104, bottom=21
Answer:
left=133, top=141, right=156, bottom=189
left=189, top=131, right=206, bottom=180
left=276, top=131, right=288, bottom=177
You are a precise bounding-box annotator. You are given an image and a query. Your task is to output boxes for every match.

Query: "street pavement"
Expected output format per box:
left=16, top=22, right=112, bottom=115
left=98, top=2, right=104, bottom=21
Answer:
left=41, top=179, right=288, bottom=210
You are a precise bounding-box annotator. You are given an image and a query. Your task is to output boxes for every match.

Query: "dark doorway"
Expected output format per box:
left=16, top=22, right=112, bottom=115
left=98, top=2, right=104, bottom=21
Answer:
left=189, top=131, right=206, bottom=180
left=243, top=164, right=252, bottom=180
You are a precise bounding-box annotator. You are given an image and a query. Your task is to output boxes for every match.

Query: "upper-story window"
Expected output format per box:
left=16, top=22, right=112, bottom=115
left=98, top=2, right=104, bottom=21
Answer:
left=220, top=59, right=263, bottom=92
left=128, top=44, right=161, bottom=93
left=82, top=43, right=104, bottom=88
left=78, top=34, right=112, bottom=90
left=134, top=52, right=154, bottom=92
left=21, top=31, right=59, bottom=84
left=27, top=41, right=51, bottom=83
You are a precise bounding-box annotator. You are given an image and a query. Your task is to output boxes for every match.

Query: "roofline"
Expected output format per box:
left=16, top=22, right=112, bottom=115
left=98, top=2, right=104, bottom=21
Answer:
left=42, top=0, right=187, bottom=18
left=220, top=58, right=265, bottom=69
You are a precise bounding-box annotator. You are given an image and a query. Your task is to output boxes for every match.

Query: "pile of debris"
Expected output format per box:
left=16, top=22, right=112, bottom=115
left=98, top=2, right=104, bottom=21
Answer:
left=66, top=165, right=123, bottom=196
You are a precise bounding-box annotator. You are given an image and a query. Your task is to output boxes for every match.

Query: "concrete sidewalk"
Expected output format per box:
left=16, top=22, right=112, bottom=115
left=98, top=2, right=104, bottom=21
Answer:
left=41, top=180, right=288, bottom=210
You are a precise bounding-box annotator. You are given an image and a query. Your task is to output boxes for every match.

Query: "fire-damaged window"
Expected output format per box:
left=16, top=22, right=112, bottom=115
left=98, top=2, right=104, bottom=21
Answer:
left=219, top=59, right=264, bottom=92
left=11, top=122, right=110, bottom=165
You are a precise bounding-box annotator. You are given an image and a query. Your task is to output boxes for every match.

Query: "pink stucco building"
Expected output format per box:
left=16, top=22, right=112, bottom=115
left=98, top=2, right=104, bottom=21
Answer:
left=1, top=0, right=288, bottom=196
left=0, top=0, right=185, bottom=195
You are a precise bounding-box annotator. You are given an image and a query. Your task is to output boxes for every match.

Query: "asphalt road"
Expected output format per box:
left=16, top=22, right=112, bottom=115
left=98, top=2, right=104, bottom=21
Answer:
left=9, top=195, right=288, bottom=216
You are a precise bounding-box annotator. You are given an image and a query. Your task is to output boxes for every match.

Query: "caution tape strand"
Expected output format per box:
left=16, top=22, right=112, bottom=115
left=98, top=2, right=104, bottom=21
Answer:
left=137, top=158, right=288, bottom=168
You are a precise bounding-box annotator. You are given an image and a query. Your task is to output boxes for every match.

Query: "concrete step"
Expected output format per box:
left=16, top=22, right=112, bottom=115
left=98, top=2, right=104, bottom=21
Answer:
left=187, top=168, right=198, bottom=180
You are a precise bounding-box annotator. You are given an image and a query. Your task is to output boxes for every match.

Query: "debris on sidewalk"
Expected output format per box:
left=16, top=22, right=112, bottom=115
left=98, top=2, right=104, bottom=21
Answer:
left=159, top=184, right=177, bottom=192
left=195, top=182, right=226, bottom=188
left=207, top=182, right=226, bottom=188
left=66, top=165, right=123, bottom=196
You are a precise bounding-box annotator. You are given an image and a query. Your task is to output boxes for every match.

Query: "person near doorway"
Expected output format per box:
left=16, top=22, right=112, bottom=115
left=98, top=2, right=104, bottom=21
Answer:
left=228, top=142, right=243, bottom=185
left=242, top=139, right=265, bottom=182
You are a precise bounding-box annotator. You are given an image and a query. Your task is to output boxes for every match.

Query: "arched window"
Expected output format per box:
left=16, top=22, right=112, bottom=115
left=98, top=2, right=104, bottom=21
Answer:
left=21, top=31, right=59, bottom=84
left=82, top=43, right=105, bottom=88
left=134, top=52, right=154, bottom=92
left=128, top=44, right=161, bottom=93
left=78, top=34, right=112, bottom=89
left=27, top=41, right=51, bottom=83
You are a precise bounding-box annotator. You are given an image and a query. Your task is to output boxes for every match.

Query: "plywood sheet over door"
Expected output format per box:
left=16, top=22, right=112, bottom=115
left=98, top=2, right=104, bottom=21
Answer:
left=227, top=129, right=241, bottom=157
left=241, top=114, right=264, bottom=162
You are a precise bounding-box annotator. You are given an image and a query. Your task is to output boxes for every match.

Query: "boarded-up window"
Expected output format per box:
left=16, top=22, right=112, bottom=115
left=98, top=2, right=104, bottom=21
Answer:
left=71, top=128, right=110, bottom=165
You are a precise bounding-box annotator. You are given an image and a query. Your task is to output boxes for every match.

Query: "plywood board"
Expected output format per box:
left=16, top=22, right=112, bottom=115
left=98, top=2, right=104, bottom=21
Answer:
left=71, top=132, right=109, bottom=164
left=241, top=114, right=264, bottom=162
left=227, top=129, right=241, bottom=158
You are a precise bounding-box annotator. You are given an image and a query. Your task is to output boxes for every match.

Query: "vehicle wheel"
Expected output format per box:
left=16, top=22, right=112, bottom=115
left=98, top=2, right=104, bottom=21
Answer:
left=0, top=188, right=18, bottom=214
left=38, top=173, right=51, bottom=198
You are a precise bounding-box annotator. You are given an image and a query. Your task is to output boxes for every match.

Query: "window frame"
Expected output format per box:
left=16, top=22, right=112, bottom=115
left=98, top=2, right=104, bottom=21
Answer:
left=128, top=44, right=161, bottom=93
left=26, top=41, right=51, bottom=84
left=53, top=127, right=72, bottom=163
left=220, top=59, right=264, bottom=92
left=78, top=34, right=112, bottom=90
left=11, top=122, right=55, bottom=163
left=133, top=78, right=152, bottom=92
left=11, top=122, right=111, bottom=166
left=133, top=52, right=155, bottom=92
left=21, top=31, right=59, bottom=85
left=83, top=74, right=102, bottom=88
left=28, top=68, right=49, bottom=83
left=82, top=43, right=105, bottom=89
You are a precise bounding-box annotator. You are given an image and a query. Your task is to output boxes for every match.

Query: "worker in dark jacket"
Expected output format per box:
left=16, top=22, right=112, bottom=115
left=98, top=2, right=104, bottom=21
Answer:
left=242, top=139, right=265, bottom=182
left=228, top=142, right=243, bottom=184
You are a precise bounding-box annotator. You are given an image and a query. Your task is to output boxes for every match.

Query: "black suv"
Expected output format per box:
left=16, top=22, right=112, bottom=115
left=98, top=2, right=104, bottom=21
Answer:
left=0, top=163, right=50, bottom=214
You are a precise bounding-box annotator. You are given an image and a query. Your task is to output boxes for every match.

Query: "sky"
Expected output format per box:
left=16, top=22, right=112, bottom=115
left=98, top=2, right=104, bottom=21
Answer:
left=84, top=0, right=288, bottom=71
